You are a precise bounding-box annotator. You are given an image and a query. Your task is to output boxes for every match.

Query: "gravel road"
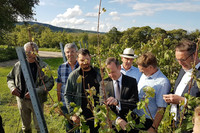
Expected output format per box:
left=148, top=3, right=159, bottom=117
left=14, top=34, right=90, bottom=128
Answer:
left=0, top=51, right=62, bottom=67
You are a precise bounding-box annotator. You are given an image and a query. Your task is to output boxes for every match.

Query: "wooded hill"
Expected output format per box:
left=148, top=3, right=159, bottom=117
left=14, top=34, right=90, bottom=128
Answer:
left=17, top=21, right=101, bottom=33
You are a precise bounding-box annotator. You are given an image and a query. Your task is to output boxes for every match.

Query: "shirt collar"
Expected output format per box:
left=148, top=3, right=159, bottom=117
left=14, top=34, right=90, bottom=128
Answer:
left=196, top=62, right=200, bottom=69
left=121, top=64, right=133, bottom=71
left=184, top=62, right=200, bottom=73
left=114, top=74, right=122, bottom=83
left=65, top=61, right=79, bottom=68
left=144, top=69, right=160, bottom=79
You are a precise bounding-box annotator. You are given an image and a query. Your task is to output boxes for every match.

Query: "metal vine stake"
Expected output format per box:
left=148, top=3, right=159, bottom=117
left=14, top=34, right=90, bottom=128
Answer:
left=179, top=39, right=200, bottom=127
left=28, top=27, right=54, bottom=103
left=28, top=27, right=75, bottom=129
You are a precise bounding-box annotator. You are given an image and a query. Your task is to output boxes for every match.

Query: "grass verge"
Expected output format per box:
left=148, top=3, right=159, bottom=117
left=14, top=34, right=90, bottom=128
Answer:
left=0, top=58, right=66, bottom=133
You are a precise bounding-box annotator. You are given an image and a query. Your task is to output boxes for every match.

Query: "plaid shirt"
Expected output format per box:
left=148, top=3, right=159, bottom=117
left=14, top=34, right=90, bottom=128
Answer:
left=56, top=61, right=79, bottom=104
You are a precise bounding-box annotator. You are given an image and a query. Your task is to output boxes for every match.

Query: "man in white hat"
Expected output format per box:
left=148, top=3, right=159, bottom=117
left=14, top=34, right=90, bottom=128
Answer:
left=120, top=48, right=141, bottom=83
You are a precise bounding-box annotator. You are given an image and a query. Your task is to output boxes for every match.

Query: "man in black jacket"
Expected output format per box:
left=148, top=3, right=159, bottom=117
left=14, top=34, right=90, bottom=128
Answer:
left=163, top=39, right=200, bottom=127
left=101, top=57, right=139, bottom=132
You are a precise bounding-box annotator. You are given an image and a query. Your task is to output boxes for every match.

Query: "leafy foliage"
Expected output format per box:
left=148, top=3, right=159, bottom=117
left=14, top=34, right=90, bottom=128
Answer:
left=0, top=45, right=17, bottom=62
left=0, top=0, right=39, bottom=33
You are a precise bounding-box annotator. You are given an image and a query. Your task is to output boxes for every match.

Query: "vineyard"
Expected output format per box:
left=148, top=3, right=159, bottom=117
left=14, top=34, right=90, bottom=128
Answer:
left=1, top=19, right=200, bottom=133
left=1, top=0, right=200, bottom=132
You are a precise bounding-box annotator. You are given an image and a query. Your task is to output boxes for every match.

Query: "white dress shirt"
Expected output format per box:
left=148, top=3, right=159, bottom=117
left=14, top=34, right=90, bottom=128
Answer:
left=113, top=74, right=122, bottom=111
left=171, top=62, right=200, bottom=120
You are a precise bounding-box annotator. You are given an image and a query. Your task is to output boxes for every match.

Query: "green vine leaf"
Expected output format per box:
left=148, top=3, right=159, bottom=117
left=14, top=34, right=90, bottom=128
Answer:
left=76, top=75, right=82, bottom=83
left=143, top=86, right=155, bottom=98
left=70, top=102, right=76, bottom=107
left=42, top=65, right=53, bottom=77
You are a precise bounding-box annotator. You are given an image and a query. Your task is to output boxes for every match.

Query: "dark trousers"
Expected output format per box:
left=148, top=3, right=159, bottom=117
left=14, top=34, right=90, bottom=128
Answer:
left=0, top=115, right=5, bottom=133
left=134, top=115, right=153, bottom=132
left=141, top=118, right=153, bottom=130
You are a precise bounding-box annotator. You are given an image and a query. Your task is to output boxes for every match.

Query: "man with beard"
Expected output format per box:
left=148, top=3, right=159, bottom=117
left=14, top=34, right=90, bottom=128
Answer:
left=64, top=48, right=101, bottom=132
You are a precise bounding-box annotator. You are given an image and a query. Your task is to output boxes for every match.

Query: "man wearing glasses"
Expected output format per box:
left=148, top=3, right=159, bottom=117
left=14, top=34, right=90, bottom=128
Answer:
left=163, top=39, right=200, bottom=127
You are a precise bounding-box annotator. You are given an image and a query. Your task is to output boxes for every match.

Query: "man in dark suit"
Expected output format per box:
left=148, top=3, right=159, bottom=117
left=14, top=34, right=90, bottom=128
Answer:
left=101, top=57, right=139, bottom=132
left=163, top=39, right=200, bottom=125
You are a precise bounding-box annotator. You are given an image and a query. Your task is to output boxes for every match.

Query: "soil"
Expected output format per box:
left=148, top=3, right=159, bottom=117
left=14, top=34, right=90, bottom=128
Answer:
left=0, top=51, right=62, bottom=67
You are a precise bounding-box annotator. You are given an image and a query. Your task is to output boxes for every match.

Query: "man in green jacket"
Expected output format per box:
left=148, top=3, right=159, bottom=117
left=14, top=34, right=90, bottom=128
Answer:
left=64, top=48, right=101, bottom=132
left=7, top=42, right=54, bottom=133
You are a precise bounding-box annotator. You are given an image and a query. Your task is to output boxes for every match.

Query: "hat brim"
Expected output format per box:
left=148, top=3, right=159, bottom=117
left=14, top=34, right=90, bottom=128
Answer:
left=120, top=54, right=138, bottom=59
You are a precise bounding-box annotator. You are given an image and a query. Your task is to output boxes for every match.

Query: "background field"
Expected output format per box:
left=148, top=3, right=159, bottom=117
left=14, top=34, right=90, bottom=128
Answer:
left=0, top=57, right=67, bottom=133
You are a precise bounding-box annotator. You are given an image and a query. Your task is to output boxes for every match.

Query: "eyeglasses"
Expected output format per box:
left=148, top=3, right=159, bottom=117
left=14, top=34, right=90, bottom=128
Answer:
left=176, top=53, right=193, bottom=62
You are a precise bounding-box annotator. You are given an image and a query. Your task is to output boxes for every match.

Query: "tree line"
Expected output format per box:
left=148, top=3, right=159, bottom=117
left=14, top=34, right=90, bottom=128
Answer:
left=1, top=23, right=200, bottom=87
left=1, top=24, right=200, bottom=49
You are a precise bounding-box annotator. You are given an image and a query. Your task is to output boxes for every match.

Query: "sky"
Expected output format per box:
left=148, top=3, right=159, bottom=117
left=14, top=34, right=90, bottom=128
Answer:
left=33, top=0, right=200, bottom=33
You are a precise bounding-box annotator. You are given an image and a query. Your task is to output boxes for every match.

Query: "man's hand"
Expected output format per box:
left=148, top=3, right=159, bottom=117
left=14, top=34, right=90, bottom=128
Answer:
left=71, top=115, right=80, bottom=124
left=11, top=88, right=21, bottom=97
left=163, top=94, right=185, bottom=104
left=25, top=92, right=30, bottom=99
left=105, top=97, right=118, bottom=106
left=116, top=118, right=127, bottom=130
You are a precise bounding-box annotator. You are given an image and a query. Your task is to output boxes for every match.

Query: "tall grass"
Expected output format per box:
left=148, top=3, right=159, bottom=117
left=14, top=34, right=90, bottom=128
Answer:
left=0, top=58, right=66, bottom=133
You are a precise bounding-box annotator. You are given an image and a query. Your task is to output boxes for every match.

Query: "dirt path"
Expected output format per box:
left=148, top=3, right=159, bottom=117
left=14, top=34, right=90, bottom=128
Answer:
left=0, top=51, right=62, bottom=67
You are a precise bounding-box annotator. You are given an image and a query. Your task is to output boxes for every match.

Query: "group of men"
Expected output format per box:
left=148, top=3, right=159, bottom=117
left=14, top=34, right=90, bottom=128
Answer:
left=6, top=39, right=200, bottom=132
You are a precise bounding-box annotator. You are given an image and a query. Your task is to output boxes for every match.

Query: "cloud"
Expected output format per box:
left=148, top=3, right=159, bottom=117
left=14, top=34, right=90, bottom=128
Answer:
left=122, top=2, right=200, bottom=16
left=109, top=11, right=118, bottom=16
left=57, top=5, right=82, bottom=18
left=147, top=23, right=196, bottom=32
left=109, top=11, right=121, bottom=20
left=133, top=2, right=200, bottom=12
left=85, top=12, right=98, bottom=17
left=49, top=5, right=87, bottom=28
left=89, top=22, right=114, bottom=32
left=38, top=0, right=55, bottom=6
left=39, top=1, right=46, bottom=6
left=109, top=0, right=137, bottom=4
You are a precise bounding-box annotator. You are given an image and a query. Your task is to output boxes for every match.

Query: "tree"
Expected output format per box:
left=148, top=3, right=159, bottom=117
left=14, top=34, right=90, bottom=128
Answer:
left=188, top=29, right=200, bottom=42
left=152, top=27, right=167, bottom=39
left=104, top=27, right=122, bottom=45
left=167, top=29, right=188, bottom=40
left=0, top=0, right=39, bottom=33
left=39, top=27, right=55, bottom=48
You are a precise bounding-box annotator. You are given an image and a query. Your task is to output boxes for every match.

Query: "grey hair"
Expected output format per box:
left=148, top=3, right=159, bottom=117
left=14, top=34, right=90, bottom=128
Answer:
left=24, top=42, right=38, bottom=51
left=64, top=43, right=78, bottom=52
